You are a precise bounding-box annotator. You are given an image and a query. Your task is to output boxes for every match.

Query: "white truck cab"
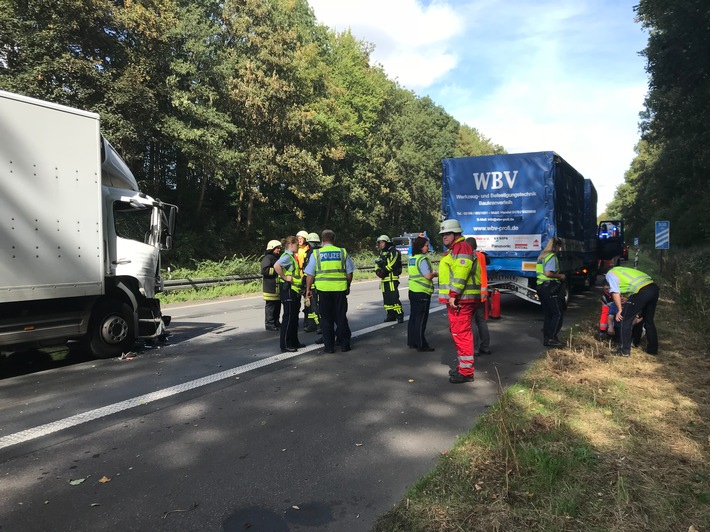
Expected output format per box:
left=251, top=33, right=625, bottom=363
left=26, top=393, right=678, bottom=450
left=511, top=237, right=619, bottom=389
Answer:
left=0, top=90, right=177, bottom=358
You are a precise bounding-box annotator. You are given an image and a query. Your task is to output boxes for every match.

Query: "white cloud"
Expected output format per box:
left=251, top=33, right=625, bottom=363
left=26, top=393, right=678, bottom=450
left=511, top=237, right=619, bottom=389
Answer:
left=308, top=0, right=463, bottom=88
left=308, top=0, right=649, bottom=211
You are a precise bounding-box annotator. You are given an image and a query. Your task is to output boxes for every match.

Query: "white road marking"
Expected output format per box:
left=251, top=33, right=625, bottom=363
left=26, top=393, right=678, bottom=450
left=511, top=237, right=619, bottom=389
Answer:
left=0, top=305, right=444, bottom=450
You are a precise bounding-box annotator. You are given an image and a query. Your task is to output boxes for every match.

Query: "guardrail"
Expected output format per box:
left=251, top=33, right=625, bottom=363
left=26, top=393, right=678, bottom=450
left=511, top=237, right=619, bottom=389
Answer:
left=162, top=259, right=439, bottom=293
left=163, top=266, right=378, bottom=293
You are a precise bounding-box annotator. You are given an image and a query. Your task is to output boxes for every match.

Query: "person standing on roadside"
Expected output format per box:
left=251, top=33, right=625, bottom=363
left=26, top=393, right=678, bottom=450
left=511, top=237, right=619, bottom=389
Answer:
left=302, top=232, right=322, bottom=334
left=407, top=236, right=437, bottom=351
left=536, top=237, right=565, bottom=347
left=465, top=237, right=492, bottom=355
left=375, top=235, right=404, bottom=323
left=438, top=219, right=479, bottom=384
left=260, top=239, right=282, bottom=331
left=605, top=266, right=659, bottom=356
left=305, top=230, right=354, bottom=353
left=295, top=230, right=310, bottom=329
left=274, top=236, right=305, bottom=353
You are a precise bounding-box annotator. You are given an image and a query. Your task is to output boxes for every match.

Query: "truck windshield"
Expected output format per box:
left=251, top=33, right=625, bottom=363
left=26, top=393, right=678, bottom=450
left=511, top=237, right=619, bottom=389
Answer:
left=114, top=202, right=152, bottom=244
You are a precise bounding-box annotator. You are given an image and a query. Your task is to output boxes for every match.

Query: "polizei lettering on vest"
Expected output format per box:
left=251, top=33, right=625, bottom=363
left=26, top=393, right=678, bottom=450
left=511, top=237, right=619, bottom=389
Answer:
left=319, top=252, right=342, bottom=261
left=472, top=170, right=518, bottom=190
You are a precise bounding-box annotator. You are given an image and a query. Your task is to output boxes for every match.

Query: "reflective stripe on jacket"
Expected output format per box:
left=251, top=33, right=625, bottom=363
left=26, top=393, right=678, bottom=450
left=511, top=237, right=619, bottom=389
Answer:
left=408, top=254, right=434, bottom=295
left=313, top=244, right=348, bottom=291
left=475, top=251, right=488, bottom=302
left=281, top=252, right=301, bottom=290
left=536, top=253, right=558, bottom=284
left=379, top=245, right=401, bottom=282
left=438, top=236, right=479, bottom=304
left=608, top=267, right=653, bottom=297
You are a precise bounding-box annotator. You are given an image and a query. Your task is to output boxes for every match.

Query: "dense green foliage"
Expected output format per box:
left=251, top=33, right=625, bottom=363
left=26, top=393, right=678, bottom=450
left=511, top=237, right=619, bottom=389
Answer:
left=611, top=0, right=710, bottom=246
left=0, top=0, right=503, bottom=266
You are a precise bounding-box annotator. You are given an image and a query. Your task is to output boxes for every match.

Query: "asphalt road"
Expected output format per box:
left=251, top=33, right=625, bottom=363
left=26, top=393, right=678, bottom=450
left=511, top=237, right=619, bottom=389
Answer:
left=0, top=279, right=598, bottom=531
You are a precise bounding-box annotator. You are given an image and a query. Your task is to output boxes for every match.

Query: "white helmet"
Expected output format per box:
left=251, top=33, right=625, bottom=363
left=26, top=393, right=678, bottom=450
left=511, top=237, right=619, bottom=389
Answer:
left=266, top=239, right=282, bottom=251
left=307, top=232, right=321, bottom=243
left=296, top=230, right=309, bottom=239
left=439, top=219, right=463, bottom=234
left=376, top=234, right=391, bottom=243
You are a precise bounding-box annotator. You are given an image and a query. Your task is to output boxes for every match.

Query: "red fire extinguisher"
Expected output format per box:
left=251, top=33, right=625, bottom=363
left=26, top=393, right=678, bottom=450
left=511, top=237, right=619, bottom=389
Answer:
left=490, top=289, right=501, bottom=319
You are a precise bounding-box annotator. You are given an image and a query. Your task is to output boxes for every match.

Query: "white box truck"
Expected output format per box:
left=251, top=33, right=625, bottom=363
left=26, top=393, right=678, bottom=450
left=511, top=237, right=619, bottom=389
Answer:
left=0, top=90, right=178, bottom=358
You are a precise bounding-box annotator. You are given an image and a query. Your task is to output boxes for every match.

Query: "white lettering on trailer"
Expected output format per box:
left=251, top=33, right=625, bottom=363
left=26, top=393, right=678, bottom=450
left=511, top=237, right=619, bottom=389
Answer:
left=472, top=170, right=518, bottom=190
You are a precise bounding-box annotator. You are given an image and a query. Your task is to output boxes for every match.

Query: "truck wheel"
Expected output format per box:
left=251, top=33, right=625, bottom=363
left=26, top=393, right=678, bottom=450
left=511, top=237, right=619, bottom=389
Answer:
left=561, top=283, right=570, bottom=310
left=88, top=300, right=135, bottom=359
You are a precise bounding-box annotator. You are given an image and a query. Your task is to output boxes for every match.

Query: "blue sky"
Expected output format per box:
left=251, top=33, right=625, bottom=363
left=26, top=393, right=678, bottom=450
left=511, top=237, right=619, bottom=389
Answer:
left=307, top=0, right=649, bottom=212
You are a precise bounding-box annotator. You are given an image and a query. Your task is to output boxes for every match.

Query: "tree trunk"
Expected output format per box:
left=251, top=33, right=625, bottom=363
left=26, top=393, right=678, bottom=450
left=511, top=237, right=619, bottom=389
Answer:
left=196, top=172, right=208, bottom=217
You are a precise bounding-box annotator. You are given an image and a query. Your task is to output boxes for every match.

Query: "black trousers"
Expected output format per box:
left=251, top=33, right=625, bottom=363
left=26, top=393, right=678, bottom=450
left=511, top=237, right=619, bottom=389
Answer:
left=280, top=288, right=301, bottom=349
left=537, top=282, right=564, bottom=340
left=619, top=283, right=659, bottom=355
left=318, top=290, right=351, bottom=352
left=264, top=299, right=281, bottom=328
left=407, top=291, right=431, bottom=348
left=382, top=279, right=403, bottom=318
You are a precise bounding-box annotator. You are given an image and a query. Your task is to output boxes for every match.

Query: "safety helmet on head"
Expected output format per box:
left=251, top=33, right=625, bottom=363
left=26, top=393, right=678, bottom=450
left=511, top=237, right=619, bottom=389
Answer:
left=296, top=230, right=309, bottom=239
left=307, top=232, right=321, bottom=243
left=439, top=219, right=463, bottom=234
left=266, top=239, right=282, bottom=251
left=376, top=235, right=391, bottom=243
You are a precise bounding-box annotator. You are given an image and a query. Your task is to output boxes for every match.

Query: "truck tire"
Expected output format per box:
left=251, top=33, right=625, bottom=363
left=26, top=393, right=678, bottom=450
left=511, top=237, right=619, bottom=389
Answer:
left=560, top=282, right=570, bottom=310
left=87, top=300, right=135, bottom=359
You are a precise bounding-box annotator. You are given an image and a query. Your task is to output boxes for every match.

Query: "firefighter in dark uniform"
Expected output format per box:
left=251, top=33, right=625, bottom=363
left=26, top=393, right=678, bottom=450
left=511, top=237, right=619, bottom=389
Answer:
left=260, top=240, right=282, bottom=331
left=375, top=235, right=403, bottom=323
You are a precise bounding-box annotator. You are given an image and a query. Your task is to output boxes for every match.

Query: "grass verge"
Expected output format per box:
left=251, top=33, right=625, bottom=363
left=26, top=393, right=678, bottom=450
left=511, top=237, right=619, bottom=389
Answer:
left=373, top=253, right=710, bottom=531
left=158, top=251, right=408, bottom=304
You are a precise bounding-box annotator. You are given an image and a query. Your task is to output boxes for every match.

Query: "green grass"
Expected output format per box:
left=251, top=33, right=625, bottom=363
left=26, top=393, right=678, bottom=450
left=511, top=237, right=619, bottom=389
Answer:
left=158, top=251, right=440, bottom=305
left=372, top=250, right=710, bottom=531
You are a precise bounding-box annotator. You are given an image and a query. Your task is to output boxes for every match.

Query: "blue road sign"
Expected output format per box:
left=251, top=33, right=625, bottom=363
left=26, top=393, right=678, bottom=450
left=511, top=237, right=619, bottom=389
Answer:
left=655, top=221, right=670, bottom=249
left=633, top=237, right=638, bottom=246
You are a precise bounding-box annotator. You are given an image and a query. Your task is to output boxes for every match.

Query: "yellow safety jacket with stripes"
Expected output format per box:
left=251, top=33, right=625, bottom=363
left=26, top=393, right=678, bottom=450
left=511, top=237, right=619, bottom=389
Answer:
left=438, top=236, right=480, bottom=304
left=407, top=254, right=434, bottom=295
left=536, top=253, right=558, bottom=284
left=281, top=252, right=301, bottom=294
left=608, top=267, right=653, bottom=297
left=312, top=244, right=348, bottom=292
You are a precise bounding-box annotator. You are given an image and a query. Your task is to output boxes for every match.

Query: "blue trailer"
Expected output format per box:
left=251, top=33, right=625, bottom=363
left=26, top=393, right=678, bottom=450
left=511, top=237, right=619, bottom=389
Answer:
left=442, top=151, right=598, bottom=305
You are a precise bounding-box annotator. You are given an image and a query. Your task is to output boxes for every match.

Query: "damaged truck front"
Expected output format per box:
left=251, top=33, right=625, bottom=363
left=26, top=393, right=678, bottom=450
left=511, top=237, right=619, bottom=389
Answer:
left=0, top=90, right=177, bottom=358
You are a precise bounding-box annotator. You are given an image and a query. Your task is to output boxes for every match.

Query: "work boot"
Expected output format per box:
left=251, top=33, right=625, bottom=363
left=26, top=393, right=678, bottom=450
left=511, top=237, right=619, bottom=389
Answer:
left=383, top=316, right=397, bottom=323
left=449, top=371, right=474, bottom=384
left=304, top=326, right=316, bottom=333
left=396, top=315, right=404, bottom=324
left=341, top=342, right=351, bottom=352
left=478, top=348, right=492, bottom=355
left=543, top=338, right=564, bottom=347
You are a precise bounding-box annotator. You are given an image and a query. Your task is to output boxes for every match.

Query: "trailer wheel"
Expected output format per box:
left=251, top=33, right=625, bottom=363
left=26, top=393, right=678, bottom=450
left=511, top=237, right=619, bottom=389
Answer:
left=87, top=300, right=135, bottom=359
left=560, top=282, right=570, bottom=310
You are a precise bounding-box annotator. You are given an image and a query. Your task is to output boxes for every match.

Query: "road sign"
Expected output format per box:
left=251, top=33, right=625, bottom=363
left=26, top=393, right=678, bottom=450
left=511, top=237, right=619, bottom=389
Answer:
left=633, top=237, right=638, bottom=246
left=655, top=221, right=670, bottom=249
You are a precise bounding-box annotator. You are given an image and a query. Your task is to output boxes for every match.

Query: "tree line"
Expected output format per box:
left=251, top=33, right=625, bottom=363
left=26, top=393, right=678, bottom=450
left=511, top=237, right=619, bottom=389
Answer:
left=0, top=0, right=503, bottom=264
left=606, top=0, right=709, bottom=249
